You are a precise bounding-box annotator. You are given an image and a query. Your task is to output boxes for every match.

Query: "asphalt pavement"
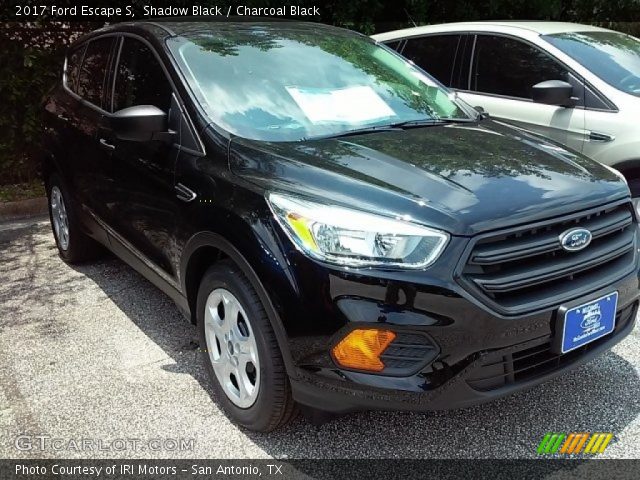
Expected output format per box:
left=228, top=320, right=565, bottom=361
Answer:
left=1, top=217, right=639, bottom=462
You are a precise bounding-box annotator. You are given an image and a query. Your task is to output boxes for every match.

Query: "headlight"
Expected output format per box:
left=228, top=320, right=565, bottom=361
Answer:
left=267, top=193, right=449, bottom=269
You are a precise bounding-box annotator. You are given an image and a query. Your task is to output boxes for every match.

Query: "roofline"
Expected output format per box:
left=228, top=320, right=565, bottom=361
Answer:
left=137, top=21, right=176, bottom=36
left=104, top=18, right=354, bottom=39
left=372, top=20, right=611, bottom=39
left=67, top=19, right=369, bottom=50
left=434, top=20, right=575, bottom=35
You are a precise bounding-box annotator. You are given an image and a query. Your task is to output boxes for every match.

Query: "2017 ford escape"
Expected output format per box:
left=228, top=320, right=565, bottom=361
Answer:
left=42, top=21, right=639, bottom=431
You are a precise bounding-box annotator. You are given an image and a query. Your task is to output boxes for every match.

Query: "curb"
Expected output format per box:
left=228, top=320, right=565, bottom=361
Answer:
left=0, top=197, right=48, bottom=222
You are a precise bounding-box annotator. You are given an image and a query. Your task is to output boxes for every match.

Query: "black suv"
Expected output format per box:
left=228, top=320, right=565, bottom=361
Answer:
left=42, top=21, right=639, bottom=431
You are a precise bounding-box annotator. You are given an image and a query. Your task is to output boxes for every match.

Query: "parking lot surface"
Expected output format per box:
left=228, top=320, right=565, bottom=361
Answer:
left=1, top=217, right=639, bottom=460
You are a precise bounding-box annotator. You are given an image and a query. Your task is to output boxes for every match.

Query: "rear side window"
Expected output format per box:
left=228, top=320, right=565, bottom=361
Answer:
left=76, top=37, right=115, bottom=107
left=112, top=38, right=172, bottom=113
left=471, top=35, right=569, bottom=99
left=401, top=35, right=461, bottom=87
left=451, top=34, right=473, bottom=90
left=65, top=45, right=86, bottom=93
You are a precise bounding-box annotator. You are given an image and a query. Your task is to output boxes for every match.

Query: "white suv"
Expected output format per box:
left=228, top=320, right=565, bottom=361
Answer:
left=373, top=21, right=640, bottom=200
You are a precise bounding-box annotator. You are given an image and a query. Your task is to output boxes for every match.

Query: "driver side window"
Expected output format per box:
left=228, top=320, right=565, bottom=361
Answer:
left=112, top=38, right=172, bottom=113
left=471, top=35, right=570, bottom=99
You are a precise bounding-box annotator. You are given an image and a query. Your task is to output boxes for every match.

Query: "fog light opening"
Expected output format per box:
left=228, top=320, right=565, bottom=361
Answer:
left=332, top=328, right=396, bottom=372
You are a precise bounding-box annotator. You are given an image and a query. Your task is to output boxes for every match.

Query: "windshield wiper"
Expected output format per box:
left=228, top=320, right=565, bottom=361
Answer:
left=390, top=118, right=475, bottom=128
left=302, top=124, right=403, bottom=141
left=302, top=117, right=476, bottom=141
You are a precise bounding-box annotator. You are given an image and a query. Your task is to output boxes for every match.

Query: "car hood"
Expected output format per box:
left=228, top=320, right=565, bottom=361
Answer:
left=227, top=120, right=629, bottom=236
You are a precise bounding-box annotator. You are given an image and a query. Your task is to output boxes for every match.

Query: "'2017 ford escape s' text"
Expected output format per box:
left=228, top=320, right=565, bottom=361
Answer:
left=42, top=21, right=639, bottom=431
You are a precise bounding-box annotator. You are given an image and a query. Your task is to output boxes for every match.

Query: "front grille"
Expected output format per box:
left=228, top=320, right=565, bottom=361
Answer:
left=460, top=201, right=637, bottom=315
left=467, top=302, right=637, bottom=391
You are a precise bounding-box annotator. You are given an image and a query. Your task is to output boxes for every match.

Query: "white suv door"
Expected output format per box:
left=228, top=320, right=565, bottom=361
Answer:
left=458, top=34, right=587, bottom=153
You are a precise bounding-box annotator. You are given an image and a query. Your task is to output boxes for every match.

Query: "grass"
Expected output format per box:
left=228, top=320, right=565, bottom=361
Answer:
left=0, top=180, right=45, bottom=203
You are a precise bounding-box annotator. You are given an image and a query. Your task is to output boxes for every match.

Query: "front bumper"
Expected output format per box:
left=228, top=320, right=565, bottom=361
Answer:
left=285, top=268, right=639, bottom=414
left=258, top=200, right=640, bottom=413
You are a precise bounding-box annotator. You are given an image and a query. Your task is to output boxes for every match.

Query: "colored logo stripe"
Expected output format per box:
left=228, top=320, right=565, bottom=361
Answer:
left=559, top=433, right=575, bottom=453
left=538, top=433, right=613, bottom=454
left=560, top=433, right=589, bottom=454
left=584, top=433, right=613, bottom=454
left=537, top=433, right=565, bottom=454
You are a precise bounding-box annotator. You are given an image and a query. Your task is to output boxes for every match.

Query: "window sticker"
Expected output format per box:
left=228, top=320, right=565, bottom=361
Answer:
left=286, top=85, right=395, bottom=123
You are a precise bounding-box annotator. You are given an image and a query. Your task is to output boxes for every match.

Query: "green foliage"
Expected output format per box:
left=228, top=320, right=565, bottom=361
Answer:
left=0, top=21, right=92, bottom=184
left=0, top=180, right=45, bottom=202
left=0, top=40, right=64, bottom=183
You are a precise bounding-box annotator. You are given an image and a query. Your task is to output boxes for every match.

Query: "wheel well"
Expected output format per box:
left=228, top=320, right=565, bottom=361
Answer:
left=180, top=232, right=296, bottom=375
left=184, top=246, right=228, bottom=324
left=610, top=162, right=640, bottom=192
left=42, top=154, right=56, bottom=185
left=617, top=168, right=640, bottom=197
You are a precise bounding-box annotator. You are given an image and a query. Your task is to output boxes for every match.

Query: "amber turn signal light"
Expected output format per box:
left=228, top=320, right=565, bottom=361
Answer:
left=332, top=329, right=396, bottom=372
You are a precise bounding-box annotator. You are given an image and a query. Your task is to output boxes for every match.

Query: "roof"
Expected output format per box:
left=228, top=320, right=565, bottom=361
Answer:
left=71, top=19, right=362, bottom=52
left=372, top=21, right=612, bottom=41
left=96, top=19, right=353, bottom=40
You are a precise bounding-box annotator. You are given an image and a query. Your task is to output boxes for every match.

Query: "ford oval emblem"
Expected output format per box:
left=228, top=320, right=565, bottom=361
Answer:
left=559, top=228, right=592, bottom=252
left=580, top=312, right=602, bottom=330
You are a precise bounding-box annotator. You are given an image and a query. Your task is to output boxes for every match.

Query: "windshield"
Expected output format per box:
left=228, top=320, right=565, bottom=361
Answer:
left=543, top=31, right=640, bottom=96
left=167, top=24, right=471, bottom=141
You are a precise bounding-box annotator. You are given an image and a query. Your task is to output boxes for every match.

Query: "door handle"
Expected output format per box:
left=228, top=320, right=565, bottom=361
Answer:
left=57, top=113, right=70, bottom=122
left=99, top=138, right=115, bottom=150
left=175, top=183, right=197, bottom=203
left=588, top=131, right=615, bottom=143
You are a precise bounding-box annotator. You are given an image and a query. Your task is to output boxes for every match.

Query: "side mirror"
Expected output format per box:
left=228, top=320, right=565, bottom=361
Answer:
left=110, top=105, right=173, bottom=142
left=474, top=106, right=489, bottom=119
left=531, top=80, right=576, bottom=107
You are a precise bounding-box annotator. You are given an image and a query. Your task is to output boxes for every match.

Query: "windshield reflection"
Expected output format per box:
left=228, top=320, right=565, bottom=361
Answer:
left=544, top=31, right=640, bottom=96
left=167, top=23, right=470, bottom=141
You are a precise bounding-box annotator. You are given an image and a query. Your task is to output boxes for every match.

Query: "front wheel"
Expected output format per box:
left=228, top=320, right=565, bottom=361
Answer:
left=197, top=260, right=298, bottom=431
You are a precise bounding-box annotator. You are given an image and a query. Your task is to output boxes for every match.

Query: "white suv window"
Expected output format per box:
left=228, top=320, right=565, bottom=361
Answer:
left=471, top=35, right=570, bottom=99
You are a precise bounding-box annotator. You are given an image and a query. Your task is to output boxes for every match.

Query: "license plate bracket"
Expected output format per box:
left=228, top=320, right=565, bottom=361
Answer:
left=553, top=292, right=618, bottom=354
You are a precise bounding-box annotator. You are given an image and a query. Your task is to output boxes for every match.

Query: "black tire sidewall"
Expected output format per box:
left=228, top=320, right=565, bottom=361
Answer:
left=196, top=262, right=286, bottom=431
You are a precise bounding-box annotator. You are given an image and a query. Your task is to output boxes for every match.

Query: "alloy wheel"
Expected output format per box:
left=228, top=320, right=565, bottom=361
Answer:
left=204, top=288, right=260, bottom=408
left=50, top=186, right=70, bottom=251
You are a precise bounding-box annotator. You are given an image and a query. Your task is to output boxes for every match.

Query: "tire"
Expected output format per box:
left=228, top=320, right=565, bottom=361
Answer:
left=197, top=260, right=298, bottom=431
left=46, top=173, right=102, bottom=263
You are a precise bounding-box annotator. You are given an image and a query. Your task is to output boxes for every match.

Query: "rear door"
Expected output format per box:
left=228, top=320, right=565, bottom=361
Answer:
left=44, top=43, right=86, bottom=189
left=460, top=34, right=586, bottom=152
left=60, top=36, right=117, bottom=228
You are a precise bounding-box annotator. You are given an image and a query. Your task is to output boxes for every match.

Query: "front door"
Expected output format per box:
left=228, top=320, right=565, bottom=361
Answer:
left=458, top=34, right=587, bottom=153
left=103, top=36, right=179, bottom=280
